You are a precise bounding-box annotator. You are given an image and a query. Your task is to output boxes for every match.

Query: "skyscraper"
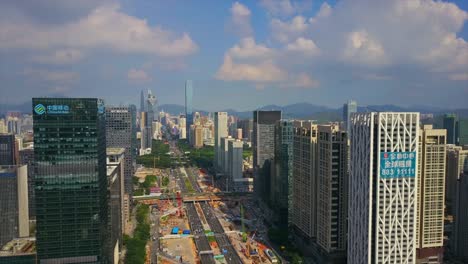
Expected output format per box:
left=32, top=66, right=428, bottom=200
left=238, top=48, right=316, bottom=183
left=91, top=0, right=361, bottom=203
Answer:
left=185, top=80, right=193, bottom=137
left=228, top=139, right=243, bottom=191
left=253, top=110, right=281, bottom=204
left=446, top=146, right=468, bottom=212
left=140, top=89, right=146, bottom=112
left=0, top=133, right=17, bottom=165
left=214, top=112, right=228, bottom=170
left=0, top=165, right=29, bottom=247
left=179, top=116, right=187, bottom=139
left=106, top=148, right=125, bottom=263
left=316, top=124, right=348, bottom=260
left=444, top=114, right=458, bottom=145
left=453, top=173, right=468, bottom=261
left=348, top=112, right=419, bottom=263
left=343, top=100, right=357, bottom=133
left=292, top=121, right=318, bottom=242
left=271, top=120, right=294, bottom=227
left=140, top=110, right=153, bottom=153
left=19, top=148, right=35, bottom=218
left=416, top=125, right=446, bottom=263
left=221, top=136, right=234, bottom=174
left=106, top=106, right=136, bottom=197
left=458, top=119, right=468, bottom=146
left=33, top=98, right=109, bottom=263
left=238, top=119, right=253, bottom=142
left=147, top=89, right=158, bottom=122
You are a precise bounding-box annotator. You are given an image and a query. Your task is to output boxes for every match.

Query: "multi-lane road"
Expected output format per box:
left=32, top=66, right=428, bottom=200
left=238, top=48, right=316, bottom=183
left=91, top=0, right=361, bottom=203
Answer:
left=185, top=203, right=215, bottom=264
left=200, top=202, right=243, bottom=264
left=166, top=138, right=243, bottom=264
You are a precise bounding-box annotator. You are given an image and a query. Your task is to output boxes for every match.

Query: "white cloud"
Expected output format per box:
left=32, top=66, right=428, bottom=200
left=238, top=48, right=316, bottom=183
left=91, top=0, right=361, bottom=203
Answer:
left=23, top=68, right=79, bottom=83
left=215, top=55, right=286, bottom=82
left=48, top=86, right=71, bottom=93
left=218, top=0, right=468, bottom=91
left=229, top=2, right=253, bottom=37
left=271, top=15, right=309, bottom=43
left=343, top=30, right=388, bottom=65
left=0, top=4, right=198, bottom=56
left=228, top=37, right=275, bottom=59
left=32, top=49, right=84, bottom=64
left=260, top=0, right=295, bottom=17
left=286, top=37, right=320, bottom=56
left=291, top=73, right=319, bottom=88
left=361, top=73, right=392, bottom=81
left=127, top=69, right=152, bottom=83
left=309, top=2, right=332, bottom=23
left=449, top=72, right=468, bottom=81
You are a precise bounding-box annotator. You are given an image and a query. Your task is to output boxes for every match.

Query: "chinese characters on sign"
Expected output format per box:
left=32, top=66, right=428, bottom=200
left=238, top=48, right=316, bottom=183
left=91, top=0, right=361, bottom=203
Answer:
left=46, top=105, right=70, bottom=114
left=380, top=151, right=416, bottom=178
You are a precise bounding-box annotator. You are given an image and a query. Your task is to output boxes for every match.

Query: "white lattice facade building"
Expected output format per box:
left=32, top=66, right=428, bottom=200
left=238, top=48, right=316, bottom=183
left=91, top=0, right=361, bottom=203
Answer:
left=348, top=112, right=419, bottom=264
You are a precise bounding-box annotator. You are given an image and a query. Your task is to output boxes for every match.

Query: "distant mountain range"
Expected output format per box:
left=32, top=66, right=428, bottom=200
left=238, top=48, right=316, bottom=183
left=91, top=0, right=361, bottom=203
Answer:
left=159, top=103, right=468, bottom=121
left=2, top=102, right=467, bottom=121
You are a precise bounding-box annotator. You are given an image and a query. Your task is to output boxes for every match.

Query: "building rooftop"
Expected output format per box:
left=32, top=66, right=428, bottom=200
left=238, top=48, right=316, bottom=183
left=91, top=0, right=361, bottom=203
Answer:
left=106, top=147, right=125, bottom=156
left=0, top=237, right=36, bottom=256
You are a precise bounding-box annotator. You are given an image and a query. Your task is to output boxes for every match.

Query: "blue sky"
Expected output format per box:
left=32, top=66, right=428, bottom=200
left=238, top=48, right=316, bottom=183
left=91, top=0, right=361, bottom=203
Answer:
left=0, top=0, right=467, bottom=111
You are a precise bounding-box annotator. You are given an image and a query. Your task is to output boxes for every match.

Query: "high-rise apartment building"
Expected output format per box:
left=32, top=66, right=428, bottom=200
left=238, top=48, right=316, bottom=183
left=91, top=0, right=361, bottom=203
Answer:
left=292, top=121, right=318, bottom=240
left=106, top=106, right=136, bottom=197
left=444, top=114, right=458, bottom=145
left=185, top=80, right=193, bottom=136
left=446, top=146, right=468, bottom=211
left=271, top=120, right=294, bottom=227
left=214, top=112, right=228, bottom=170
left=453, top=173, right=468, bottom=261
left=348, top=112, right=419, bottom=263
left=0, top=165, right=29, bottom=247
left=343, top=100, right=357, bottom=133
left=33, top=98, right=109, bottom=263
left=416, top=125, right=446, bottom=263
left=253, top=111, right=281, bottom=204
left=0, top=133, right=17, bottom=165
left=316, top=124, right=348, bottom=259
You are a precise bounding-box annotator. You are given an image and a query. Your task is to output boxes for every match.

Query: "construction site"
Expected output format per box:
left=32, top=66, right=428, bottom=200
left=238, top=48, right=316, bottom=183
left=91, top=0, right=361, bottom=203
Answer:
left=134, top=160, right=281, bottom=264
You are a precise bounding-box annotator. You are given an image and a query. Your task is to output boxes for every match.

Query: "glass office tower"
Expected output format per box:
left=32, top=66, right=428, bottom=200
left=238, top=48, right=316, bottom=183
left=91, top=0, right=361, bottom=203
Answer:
left=185, top=80, right=193, bottom=136
left=33, top=98, right=109, bottom=264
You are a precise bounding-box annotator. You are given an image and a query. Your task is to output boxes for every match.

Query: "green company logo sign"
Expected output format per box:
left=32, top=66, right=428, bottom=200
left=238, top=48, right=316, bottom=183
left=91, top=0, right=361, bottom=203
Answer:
left=34, top=104, right=46, bottom=115
left=34, top=104, right=70, bottom=115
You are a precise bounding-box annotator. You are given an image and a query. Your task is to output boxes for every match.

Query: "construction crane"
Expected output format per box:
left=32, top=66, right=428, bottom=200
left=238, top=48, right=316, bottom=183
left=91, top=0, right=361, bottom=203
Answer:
left=240, top=204, right=247, bottom=242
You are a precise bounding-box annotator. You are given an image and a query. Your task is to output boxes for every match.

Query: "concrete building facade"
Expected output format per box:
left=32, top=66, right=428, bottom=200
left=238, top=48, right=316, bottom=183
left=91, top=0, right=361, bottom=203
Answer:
left=416, top=125, right=446, bottom=263
left=0, top=165, right=29, bottom=247
left=292, top=121, right=318, bottom=240
left=106, top=106, right=136, bottom=197
left=253, top=111, right=281, bottom=204
left=348, top=112, right=419, bottom=264
left=271, top=120, right=294, bottom=228
left=214, top=112, right=228, bottom=170
left=316, top=124, right=348, bottom=258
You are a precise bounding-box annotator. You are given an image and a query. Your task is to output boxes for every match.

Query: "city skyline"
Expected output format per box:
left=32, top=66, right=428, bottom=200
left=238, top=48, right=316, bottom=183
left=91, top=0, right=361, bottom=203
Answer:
left=0, top=0, right=467, bottom=110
